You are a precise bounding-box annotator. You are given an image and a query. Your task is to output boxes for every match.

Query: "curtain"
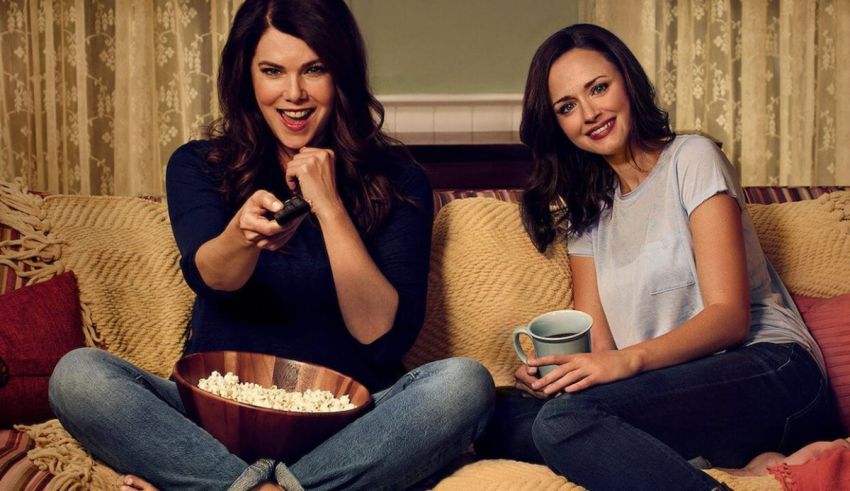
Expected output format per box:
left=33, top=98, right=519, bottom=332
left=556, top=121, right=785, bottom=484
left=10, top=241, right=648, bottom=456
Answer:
left=0, top=0, right=242, bottom=196
left=580, top=0, right=850, bottom=185
left=3, top=1, right=849, bottom=194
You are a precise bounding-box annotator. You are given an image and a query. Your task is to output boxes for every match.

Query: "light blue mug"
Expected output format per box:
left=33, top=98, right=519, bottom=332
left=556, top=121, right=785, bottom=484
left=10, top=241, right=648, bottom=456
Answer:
left=512, top=310, right=592, bottom=376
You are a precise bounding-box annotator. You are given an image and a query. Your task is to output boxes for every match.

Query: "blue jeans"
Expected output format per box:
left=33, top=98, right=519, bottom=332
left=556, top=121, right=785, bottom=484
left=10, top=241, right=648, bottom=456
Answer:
left=49, top=348, right=495, bottom=490
left=475, top=342, right=841, bottom=491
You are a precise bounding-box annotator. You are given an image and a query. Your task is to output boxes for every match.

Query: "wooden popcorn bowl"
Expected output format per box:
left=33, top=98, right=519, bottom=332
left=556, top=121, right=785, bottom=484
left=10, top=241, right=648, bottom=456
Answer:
left=173, top=351, right=372, bottom=463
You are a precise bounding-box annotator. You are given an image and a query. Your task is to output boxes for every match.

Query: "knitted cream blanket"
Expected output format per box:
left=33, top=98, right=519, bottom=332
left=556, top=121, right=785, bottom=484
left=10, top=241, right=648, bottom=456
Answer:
left=37, top=193, right=192, bottom=377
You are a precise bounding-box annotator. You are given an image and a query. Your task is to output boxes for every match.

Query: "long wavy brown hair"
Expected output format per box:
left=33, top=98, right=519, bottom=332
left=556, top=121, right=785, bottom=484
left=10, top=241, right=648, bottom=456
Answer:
left=520, top=24, right=675, bottom=252
left=206, top=0, right=408, bottom=233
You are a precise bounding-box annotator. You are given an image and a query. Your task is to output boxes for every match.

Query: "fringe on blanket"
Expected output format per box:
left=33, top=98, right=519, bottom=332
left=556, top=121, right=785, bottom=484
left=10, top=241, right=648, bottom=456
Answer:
left=14, top=419, right=119, bottom=491
left=3, top=180, right=117, bottom=489
left=0, top=178, right=102, bottom=347
left=819, top=190, right=850, bottom=233
left=0, top=178, right=63, bottom=284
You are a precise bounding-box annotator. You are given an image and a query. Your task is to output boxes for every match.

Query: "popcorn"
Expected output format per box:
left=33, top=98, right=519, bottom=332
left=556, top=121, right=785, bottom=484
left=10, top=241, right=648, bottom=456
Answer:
left=197, top=371, right=356, bottom=412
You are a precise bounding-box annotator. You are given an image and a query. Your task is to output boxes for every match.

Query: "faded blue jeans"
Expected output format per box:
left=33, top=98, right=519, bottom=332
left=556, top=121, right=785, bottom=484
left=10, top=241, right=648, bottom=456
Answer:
left=475, top=342, right=841, bottom=491
left=49, top=348, right=495, bottom=490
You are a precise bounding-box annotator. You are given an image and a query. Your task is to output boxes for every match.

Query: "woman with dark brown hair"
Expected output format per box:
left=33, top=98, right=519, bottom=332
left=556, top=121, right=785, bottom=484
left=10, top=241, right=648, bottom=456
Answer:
left=475, top=24, right=840, bottom=491
left=47, top=1, right=494, bottom=490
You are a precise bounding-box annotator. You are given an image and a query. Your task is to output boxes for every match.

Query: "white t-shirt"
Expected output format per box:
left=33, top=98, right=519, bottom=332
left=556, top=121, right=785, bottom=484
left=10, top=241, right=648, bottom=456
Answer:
left=568, top=135, right=825, bottom=375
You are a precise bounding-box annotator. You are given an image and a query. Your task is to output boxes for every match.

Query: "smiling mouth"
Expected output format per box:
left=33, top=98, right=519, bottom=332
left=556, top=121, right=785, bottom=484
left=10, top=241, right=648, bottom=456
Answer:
left=277, top=108, right=314, bottom=131
left=278, top=108, right=314, bottom=120
left=586, top=118, right=615, bottom=139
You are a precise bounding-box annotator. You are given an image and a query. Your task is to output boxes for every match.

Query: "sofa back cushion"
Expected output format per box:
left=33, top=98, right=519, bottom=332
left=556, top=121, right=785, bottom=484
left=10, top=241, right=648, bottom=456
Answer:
left=404, top=198, right=571, bottom=387
left=747, top=191, right=850, bottom=298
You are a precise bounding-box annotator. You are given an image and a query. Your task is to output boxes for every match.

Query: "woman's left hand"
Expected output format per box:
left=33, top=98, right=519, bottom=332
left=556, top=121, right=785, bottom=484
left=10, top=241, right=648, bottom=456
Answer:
left=528, top=349, right=641, bottom=395
left=284, top=147, right=346, bottom=221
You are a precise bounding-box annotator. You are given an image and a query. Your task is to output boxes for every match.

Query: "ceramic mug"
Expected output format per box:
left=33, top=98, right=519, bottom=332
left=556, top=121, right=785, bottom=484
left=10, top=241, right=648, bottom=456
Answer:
left=512, top=310, right=592, bottom=376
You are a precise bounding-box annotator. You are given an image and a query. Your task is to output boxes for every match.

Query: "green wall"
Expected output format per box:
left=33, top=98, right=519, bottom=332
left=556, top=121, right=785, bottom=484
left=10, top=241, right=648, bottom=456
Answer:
left=349, top=0, right=579, bottom=94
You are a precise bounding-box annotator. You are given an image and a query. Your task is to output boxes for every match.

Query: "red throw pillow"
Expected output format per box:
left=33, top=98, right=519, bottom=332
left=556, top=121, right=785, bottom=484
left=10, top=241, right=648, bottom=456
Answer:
left=0, top=272, right=84, bottom=427
left=793, top=293, right=850, bottom=433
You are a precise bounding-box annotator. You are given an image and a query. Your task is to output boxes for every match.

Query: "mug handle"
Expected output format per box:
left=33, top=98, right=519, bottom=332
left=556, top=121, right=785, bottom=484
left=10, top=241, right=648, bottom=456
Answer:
left=512, top=326, right=532, bottom=364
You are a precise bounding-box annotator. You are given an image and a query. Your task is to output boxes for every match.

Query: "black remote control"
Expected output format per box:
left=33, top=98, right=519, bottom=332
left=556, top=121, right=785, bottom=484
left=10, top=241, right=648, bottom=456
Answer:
left=271, top=196, right=311, bottom=225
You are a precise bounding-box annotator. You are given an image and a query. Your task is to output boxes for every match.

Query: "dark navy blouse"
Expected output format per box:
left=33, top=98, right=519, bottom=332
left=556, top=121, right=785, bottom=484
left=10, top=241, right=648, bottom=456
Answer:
left=165, top=141, right=433, bottom=391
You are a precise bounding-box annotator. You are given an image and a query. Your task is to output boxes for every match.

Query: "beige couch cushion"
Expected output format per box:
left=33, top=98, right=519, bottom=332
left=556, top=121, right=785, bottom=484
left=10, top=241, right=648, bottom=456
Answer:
left=748, top=191, right=850, bottom=297
left=432, top=461, right=783, bottom=491
left=434, top=459, right=583, bottom=490
left=404, top=198, right=571, bottom=387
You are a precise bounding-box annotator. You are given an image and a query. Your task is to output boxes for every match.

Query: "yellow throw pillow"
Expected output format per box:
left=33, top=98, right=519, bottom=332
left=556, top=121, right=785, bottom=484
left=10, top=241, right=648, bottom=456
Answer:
left=404, top=198, right=571, bottom=387
left=748, top=191, right=850, bottom=298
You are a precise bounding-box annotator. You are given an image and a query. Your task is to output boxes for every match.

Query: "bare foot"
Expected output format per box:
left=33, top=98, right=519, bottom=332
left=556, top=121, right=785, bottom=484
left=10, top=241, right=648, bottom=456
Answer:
left=249, top=483, right=285, bottom=491
left=718, top=452, right=784, bottom=476
left=117, top=475, right=284, bottom=490
left=781, top=438, right=850, bottom=466
left=118, top=474, right=159, bottom=491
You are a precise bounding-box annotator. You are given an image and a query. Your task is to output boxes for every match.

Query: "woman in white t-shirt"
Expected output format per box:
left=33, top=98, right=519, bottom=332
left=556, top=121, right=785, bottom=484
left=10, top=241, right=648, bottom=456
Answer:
left=475, top=23, right=841, bottom=491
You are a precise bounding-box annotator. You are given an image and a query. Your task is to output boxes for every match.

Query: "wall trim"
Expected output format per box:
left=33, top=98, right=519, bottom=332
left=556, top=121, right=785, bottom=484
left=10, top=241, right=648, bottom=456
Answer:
left=377, top=93, right=523, bottom=137
left=377, top=93, right=522, bottom=105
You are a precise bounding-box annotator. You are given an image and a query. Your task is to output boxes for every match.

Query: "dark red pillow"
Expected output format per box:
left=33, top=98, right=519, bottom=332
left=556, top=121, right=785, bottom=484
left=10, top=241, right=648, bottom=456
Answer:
left=0, top=272, right=84, bottom=427
left=793, top=293, right=850, bottom=433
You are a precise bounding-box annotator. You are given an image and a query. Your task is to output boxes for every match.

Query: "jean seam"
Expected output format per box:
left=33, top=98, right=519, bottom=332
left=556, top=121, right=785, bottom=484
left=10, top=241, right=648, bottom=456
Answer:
left=372, top=369, right=420, bottom=406
left=386, top=386, right=491, bottom=491
left=779, top=378, right=826, bottom=450
left=771, top=343, right=796, bottom=373
left=533, top=404, right=720, bottom=490
left=389, top=419, right=481, bottom=491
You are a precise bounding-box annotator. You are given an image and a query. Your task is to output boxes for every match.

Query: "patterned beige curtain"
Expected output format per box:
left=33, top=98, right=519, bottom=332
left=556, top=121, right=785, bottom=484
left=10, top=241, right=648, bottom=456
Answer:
left=0, top=0, right=242, bottom=196
left=580, top=0, right=850, bottom=186
left=4, top=1, right=848, bottom=193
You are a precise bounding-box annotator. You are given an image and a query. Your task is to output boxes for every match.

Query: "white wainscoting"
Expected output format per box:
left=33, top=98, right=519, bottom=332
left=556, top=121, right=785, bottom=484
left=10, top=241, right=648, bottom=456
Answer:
left=377, top=94, right=523, bottom=143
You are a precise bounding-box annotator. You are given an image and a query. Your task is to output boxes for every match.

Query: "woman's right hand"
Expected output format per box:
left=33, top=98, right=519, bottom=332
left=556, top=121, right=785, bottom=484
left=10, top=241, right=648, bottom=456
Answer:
left=231, top=190, right=307, bottom=251
left=196, top=189, right=307, bottom=291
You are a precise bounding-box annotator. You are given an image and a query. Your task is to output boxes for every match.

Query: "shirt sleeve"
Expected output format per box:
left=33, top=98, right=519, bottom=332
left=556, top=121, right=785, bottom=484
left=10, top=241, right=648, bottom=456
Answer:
left=354, top=160, right=434, bottom=366
left=567, top=228, right=594, bottom=256
left=675, top=135, right=744, bottom=216
left=165, top=141, right=240, bottom=300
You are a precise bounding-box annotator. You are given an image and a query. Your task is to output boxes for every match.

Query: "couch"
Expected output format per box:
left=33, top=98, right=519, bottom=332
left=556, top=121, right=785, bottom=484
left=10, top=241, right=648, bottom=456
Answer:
left=1, top=177, right=849, bottom=491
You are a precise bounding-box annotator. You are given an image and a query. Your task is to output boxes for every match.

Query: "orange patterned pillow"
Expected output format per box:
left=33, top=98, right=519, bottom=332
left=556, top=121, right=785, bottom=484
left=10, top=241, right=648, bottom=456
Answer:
left=793, top=293, right=850, bottom=433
